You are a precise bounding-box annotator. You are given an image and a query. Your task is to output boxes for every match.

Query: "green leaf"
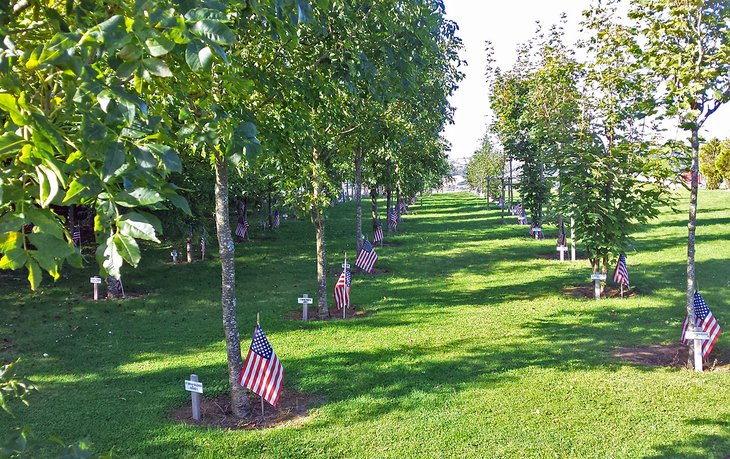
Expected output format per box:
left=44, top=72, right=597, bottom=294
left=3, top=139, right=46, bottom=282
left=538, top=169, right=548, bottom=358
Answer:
left=25, top=257, right=42, bottom=290
left=0, top=247, right=27, bottom=270
left=145, top=35, right=175, bottom=57
left=164, top=192, right=191, bottom=215
left=102, top=142, right=126, bottom=180
left=185, top=41, right=214, bottom=72
left=63, top=174, right=102, bottom=204
left=0, top=132, right=26, bottom=158
left=132, top=146, right=157, bottom=170
left=113, top=233, right=141, bottom=267
left=27, top=233, right=74, bottom=260
left=0, top=93, right=27, bottom=125
left=98, top=15, right=130, bottom=51
left=191, top=20, right=235, bottom=45
left=147, top=143, right=181, bottom=173
left=236, top=121, right=257, bottom=139
left=142, top=58, right=172, bottom=77
left=116, top=188, right=164, bottom=207
left=36, top=164, right=59, bottom=208
left=184, top=8, right=227, bottom=21
left=117, top=212, right=160, bottom=242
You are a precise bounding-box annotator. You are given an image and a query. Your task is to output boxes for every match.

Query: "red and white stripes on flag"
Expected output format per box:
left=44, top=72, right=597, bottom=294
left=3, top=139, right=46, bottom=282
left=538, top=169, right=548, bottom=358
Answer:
left=235, top=218, right=249, bottom=239
left=681, top=291, right=722, bottom=360
left=613, top=254, right=629, bottom=286
left=355, top=239, right=378, bottom=273
left=239, top=324, right=284, bottom=407
left=334, top=268, right=352, bottom=309
left=373, top=222, right=384, bottom=244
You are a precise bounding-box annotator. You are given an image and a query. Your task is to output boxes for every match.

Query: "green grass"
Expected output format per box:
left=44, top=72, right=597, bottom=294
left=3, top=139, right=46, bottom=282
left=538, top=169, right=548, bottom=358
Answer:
left=2, top=191, right=730, bottom=458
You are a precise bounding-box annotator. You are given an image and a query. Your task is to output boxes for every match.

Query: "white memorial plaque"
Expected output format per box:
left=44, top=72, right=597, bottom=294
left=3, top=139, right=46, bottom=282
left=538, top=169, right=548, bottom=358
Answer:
left=590, top=274, right=607, bottom=280
left=90, top=276, right=102, bottom=284
left=184, top=380, right=203, bottom=394
left=684, top=331, right=710, bottom=340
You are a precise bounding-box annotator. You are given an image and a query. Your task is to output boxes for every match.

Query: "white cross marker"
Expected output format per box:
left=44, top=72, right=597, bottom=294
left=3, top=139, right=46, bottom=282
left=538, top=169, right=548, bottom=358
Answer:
left=298, top=294, right=313, bottom=321
left=557, top=245, right=568, bottom=262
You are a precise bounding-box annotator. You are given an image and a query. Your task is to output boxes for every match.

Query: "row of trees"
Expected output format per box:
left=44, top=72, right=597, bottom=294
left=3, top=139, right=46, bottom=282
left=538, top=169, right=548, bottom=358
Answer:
left=0, top=0, right=460, bottom=418
left=487, top=0, right=730, bottom=344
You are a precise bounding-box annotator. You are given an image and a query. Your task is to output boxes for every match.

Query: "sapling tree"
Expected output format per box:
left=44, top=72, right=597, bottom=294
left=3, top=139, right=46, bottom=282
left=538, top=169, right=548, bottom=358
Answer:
left=629, top=0, right=730, bottom=324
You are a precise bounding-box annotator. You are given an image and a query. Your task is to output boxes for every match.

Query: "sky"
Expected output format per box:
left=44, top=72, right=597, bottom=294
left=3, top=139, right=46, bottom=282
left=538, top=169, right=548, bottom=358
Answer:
left=441, top=0, right=730, bottom=160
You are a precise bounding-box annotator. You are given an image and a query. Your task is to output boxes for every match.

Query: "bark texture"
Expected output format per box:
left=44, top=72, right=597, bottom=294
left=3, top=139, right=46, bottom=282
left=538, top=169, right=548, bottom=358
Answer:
left=370, top=187, right=378, bottom=230
left=214, top=156, right=249, bottom=418
left=354, top=147, right=363, bottom=252
left=312, top=147, right=329, bottom=319
left=687, top=128, right=700, bottom=363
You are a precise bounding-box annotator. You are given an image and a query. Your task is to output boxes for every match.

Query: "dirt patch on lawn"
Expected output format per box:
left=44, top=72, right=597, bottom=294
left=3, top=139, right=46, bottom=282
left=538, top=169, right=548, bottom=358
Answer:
left=84, top=291, right=151, bottom=301
left=611, top=343, right=730, bottom=371
left=286, top=306, right=370, bottom=321
left=171, top=390, right=321, bottom=430
left=562, top=285, right=638, bottom=299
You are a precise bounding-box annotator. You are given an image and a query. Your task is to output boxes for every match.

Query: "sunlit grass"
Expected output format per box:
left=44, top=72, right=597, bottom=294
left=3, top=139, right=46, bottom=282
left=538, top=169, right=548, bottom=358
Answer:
left=1, top=191, right=729, bottom=458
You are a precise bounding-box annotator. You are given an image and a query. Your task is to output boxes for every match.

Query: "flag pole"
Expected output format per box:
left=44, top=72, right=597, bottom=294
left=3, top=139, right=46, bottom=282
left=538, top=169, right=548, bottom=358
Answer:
left=256, top=312, right=264, bottom=417
left=343, top=253, right=347, bottom=320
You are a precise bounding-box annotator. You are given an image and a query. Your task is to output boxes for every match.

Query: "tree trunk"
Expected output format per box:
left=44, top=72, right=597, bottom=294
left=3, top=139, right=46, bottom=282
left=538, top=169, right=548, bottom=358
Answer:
left=312, top=148, right=329, bottom=319
left=106, top=276, right=122, bottom=299
left=370, top=187, right=378, bottom=230
left=395, top=189, right=401, bottom=221
left=508, top=158, right=513, bottom=207
left=687, top=127, right=701, bottom=364
left=268, top=192, right=273, bottom=230
left=486, top=179, right=491, bottom=209
left=386, top=189, right=392, bottom=231
left=213, top=156, right=250, bottom=418
left=354, top=147, right=364, bottom=252
left=500, top=177, right=505, bottom=224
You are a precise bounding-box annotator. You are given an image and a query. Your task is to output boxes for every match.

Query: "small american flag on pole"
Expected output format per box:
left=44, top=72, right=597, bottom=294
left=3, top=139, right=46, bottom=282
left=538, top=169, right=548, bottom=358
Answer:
left=272, top=211, right=280, bottom=229
left=334, top=267, right=351, bottom=309
left=613, top=254, right=629, bottom=286
left=373, top=221, right=384, bottom=245
left=239, top=324, right=284, bottom=407
left=388, top=208, right=398, bottom=230
left=72, top=226, right=81, bottom=247
left=200, top=228, right=206, bottom=260
left=681, top=291, right=722, bottom=360
left=235, top=218, right=249, bottom=239
left=355, top=239, right=378, bottom=273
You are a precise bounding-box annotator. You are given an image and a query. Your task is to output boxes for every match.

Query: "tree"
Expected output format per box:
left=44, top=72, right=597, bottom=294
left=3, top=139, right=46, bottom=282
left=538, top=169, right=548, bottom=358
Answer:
left=699, top=138, right=727, bottom=189
left=629, top=0, right=730, bottom=345
left=717, top=141, right=730, bottom=186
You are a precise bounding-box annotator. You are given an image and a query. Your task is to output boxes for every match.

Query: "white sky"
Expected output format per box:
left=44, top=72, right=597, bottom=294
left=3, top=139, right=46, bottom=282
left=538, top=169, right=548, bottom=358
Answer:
left=442, top=0, right=730, bottom=160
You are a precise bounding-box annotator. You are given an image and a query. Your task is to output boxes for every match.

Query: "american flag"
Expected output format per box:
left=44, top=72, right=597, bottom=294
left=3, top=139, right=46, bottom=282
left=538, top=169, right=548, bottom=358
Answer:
left=373, top=221, right=384, bottom=245
left=355, top=239, right=378, bottom=273
left=72, top=226, right=81, bottom=247
left=557, top=222, right=567, bottom=247
left=200, top=228, right=206, bottom=259
left=388, top=208, right=398, bottom=230
left=272, top=211, right=280, bottom=229
left=399, top=200, right=407, bottom=214
left=239, top=324, right=284, bottom=407
left=681, top=291, right=722, bottom=359
left=612, top=254, right=629, bottom=286
left=235, top=218, right=249, bottom=239
left=334, top=267, right=351, bottom=309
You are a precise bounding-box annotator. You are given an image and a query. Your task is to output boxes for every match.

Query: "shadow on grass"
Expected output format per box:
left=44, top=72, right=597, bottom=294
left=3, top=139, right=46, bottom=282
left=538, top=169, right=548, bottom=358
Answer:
left=644, top=415, right=730, bottom=459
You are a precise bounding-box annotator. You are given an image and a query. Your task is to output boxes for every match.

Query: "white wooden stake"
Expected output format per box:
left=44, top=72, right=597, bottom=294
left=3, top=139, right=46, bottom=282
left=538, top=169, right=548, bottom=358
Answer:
left=693, top=339, right=703, bottom=371
left=190, top=374, right=201, bottom=421
left=342, top=254, right=350, bottom=320
left=557, top=246, right=568, bottom=262
left=570, top=218, right=576, bottom=262
left=90, top=276, right=102, bottom=300
left=298, top=294, right=312, bottom=321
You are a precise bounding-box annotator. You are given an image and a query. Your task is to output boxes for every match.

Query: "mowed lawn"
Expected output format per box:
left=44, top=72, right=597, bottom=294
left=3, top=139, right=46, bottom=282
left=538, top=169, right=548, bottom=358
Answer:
left=1, top=191, right=730, bottom=458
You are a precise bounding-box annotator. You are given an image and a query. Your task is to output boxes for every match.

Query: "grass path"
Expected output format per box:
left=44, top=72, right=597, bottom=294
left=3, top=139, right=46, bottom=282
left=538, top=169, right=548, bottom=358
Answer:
left=1, top=191, right=729, bottom=458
